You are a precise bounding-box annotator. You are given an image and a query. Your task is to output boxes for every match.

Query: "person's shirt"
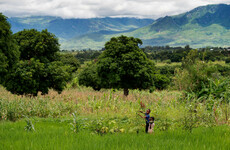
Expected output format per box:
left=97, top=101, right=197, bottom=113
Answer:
left=148, top=123, right=155, bottom=133
left=145, top=113, right=150, bottom=123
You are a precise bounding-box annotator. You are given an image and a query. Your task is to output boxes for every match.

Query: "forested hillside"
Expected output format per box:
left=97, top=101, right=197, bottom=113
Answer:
left=63, top=4, right=230, bottom=49
left=8, top=16, right=154, bottom=47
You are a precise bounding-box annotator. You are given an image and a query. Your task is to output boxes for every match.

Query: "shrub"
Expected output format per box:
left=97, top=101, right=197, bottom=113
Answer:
left=225, top=57, right=230, bottom=64
left=154, top=74, right=170, bottom=90
left=199, top=78, right=230, bottom=103
left=165, top=59, right=171, bottom=64
left=78, top=62, right=101, bottom=91
left=174, top=62, right=219, bottom=94
left=175, top=49, right=219, bottom=95
left=60, top=53, right=80, bottom=73
left=156, top=65, right=181, bottom=76
left=215, top=64, right=230, bottom=76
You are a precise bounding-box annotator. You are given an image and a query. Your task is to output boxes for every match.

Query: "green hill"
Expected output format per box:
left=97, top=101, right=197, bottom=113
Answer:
left=132, top=4, right=230, bottom=47
left=8, top=16, right=154, bottom=46
left=63, top=4, right=230, bottom=50
left=7, top=4, right=230, bottom=50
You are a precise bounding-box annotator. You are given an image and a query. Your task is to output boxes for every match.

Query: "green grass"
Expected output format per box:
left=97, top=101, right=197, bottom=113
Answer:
left=0, top=86, right=229, bottom=149
left=0, top=119, right=229, bottom=150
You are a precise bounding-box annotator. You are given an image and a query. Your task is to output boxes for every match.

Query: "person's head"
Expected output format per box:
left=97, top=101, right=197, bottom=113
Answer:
left=150, top=117, right=154, bottom=122
left=146, top=109, right=151, bottom=114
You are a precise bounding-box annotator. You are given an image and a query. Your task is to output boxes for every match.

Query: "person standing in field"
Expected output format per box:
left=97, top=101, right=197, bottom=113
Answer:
left=148, top=117, right=155, bottom=134
left=138, top=109, right=151, bottom=133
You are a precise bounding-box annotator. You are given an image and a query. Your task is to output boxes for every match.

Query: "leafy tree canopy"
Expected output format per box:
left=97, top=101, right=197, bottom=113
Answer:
left=13, top=29, right=59, bottom=63
left=2, top=28, right=73, bottom=96
left=78, top=62, right=101, bottom=91
left=0, top=13, right=20, bottom=83
left=59, top=53, right=80, bottom=73
left=97, top=35, right=155, bottom=96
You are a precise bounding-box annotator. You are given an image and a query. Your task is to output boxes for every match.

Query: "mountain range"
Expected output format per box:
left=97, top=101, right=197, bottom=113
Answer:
left=7, top=4, right=230, bottom=50
left=8, top=17, right=154, bottom=48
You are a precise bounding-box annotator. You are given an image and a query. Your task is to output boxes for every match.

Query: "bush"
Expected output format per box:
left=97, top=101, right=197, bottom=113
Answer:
left=215, top=64, right=230, bottom=76
left=156, top=65, right=181, bottom=76
left=60, top=53, right=80, bottom=73
left=165, top=60, right=171, bottom=64
left=154, top=74, right=170, bottom=90
left=78, top=62, right=101, bottom=91
left=225, top=57, right=230, bottom=64
left=175, top=50, right=219, bottom=95
left=174, top=62, right=218, bottom=94
left=199, top=78, right=230, bottom=103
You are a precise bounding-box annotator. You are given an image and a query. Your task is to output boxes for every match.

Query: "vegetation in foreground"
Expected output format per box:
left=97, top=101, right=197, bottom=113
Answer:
left=1, top=86, right=229, bottom=130
left=0, top=79, right=229, bottom=149
left=0, top=120, right=229, bottom=150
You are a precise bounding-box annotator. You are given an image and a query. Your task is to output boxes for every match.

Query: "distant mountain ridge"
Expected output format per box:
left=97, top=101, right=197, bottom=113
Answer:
left=61, top=4, right=230, bottom=49
left=8, top=16, right=154, bottom=44
left=136, top=4, right=230, bottom=47
left=7, top=4, right=230, bottom=49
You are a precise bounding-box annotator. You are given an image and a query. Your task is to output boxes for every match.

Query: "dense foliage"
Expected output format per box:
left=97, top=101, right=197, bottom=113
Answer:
left=72, top=45, right=230, bottom=64
left=0, top=21, right=73, bottom=96
left=74, top=50, right=102, bottom=64
left=143, top=46, right=230, bottom=63
left=59, top=53, right=80, bottom=73
left=14, top=29, right=59, bottom=61
left=78, top=62, right=101, bottom=91
left=174, top=49, right=230, bottom=102
left=88, top=36, right=156, bottom=96
left=0, top=13, right=20, bottom=84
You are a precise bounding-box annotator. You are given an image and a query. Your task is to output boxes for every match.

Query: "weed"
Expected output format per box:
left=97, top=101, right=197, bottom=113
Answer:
left=70, top=112, right=81, bottom=133
left=24, top=116, right=35, bottom=132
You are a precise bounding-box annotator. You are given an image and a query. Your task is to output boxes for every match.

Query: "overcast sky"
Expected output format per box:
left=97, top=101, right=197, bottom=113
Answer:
left=1, top=0, right=230, bottom=19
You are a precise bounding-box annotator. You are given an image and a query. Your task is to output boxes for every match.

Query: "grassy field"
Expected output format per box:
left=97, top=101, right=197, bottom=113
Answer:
left=0, top=119, right=229, bottom=150
left=0, top=86, right=229, bottom=149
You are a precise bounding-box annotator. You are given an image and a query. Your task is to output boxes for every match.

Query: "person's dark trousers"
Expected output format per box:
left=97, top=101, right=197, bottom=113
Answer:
left=145, top=122, right=149, bottom=133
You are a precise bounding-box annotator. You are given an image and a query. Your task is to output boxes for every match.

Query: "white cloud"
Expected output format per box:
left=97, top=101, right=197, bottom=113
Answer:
left=1, top=0, right=230, bottom=18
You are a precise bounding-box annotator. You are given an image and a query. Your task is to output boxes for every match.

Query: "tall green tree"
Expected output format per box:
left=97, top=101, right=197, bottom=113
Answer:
left=0, top=13, right=20, bottom=83
left=97, top=35, right=155, bottom=96
left=4, top=29, right=72, bottom=96
left=13, top=29, right=59, bottom=62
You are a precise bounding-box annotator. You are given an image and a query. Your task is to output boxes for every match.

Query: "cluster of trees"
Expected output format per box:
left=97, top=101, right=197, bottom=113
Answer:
left=145, top=47, right=230, bottom=63
left=174, top=49, right=230, bottom=102
left=0, top=12, right=169, bottom=96
left=141, top=45, right=191, bottom=52
left=77, top=43, right=230, bottom=96
left=74, top=50, right=102, bottom=64
left=78, top=36, right=170, bottom=96
left=72, top=45, right=230, bottom=64
left=1, top=12, right=229, bottom=97
left=0, top=13, right=79, bottom=96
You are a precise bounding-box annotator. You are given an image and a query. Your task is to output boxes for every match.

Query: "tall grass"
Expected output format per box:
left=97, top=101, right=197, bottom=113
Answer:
left=0, top=86, right=182, bottom=119
left=1, top=85, right=229, bottom=130
left=1, top=85, right=230, bottom=149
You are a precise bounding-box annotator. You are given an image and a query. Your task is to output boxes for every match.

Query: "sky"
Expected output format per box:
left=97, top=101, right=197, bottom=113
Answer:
left=1, top=0, right=230, bottom=19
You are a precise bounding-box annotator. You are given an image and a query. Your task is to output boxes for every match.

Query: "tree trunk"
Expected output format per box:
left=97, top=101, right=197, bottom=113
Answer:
left=124, top=88, right=129, bottom=96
